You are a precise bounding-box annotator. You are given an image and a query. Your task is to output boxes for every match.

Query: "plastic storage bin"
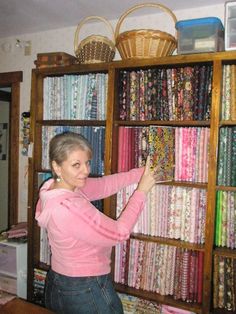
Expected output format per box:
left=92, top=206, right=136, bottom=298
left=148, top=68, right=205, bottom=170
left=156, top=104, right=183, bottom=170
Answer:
left=0, top=240, right=27, bottom=299
left=176, top=17, right=224, bottom=54
left=225, top=1, right=236, bottom=50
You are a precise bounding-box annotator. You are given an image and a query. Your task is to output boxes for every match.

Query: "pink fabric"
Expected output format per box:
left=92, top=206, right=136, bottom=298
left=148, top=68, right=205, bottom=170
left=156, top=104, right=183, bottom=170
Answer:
left=35, top=168, right=145, bottom=277
left=6, top=222, right=28, bottom=238
left=162, top=305, right=194, bottom=314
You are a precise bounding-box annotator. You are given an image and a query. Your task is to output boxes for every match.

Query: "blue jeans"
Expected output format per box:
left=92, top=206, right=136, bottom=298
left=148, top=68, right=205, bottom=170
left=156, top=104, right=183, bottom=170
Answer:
left=45, top=269, right=124, bottom=314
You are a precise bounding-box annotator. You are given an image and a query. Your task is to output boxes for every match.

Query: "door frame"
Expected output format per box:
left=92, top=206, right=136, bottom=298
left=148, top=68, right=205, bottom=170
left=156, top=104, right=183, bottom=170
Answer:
left=0, top=71, right=23, bottom=226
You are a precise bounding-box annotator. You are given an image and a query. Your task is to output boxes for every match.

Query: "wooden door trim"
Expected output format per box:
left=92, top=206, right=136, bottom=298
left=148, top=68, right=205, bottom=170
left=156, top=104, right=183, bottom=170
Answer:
left=0, top=71, right=23, bottom=226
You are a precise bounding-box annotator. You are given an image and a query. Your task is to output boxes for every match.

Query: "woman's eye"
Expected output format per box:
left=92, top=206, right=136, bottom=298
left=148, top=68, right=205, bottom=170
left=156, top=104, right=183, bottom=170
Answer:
left=86, top=160, right=91, bottom=166
left=73, top=163, right=80, bottom=168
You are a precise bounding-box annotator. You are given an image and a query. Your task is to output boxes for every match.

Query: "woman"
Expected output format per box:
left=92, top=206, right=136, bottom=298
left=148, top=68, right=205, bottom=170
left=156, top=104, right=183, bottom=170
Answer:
left=35, top=131, right=158, bottom=314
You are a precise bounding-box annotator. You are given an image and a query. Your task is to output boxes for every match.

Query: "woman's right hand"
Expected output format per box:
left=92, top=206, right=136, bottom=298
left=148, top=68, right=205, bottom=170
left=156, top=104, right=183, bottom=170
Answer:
left=137, top=156, right=157, bottom=195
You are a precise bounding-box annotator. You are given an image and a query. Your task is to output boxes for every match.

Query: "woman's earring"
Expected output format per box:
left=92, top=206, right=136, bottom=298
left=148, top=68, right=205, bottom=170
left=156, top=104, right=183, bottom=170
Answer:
left=56, top=176, right=61, bottom=182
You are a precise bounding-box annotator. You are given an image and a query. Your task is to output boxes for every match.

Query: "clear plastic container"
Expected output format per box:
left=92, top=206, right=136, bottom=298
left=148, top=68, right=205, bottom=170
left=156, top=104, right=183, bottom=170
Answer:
left=225, top=1, right=236, bottom=50
left=176, top=17, right=224, bottom=54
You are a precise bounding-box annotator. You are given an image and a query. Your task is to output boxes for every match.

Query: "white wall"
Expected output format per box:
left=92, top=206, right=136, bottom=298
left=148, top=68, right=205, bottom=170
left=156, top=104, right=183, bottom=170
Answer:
left=0, top=4, right=225, bottom=222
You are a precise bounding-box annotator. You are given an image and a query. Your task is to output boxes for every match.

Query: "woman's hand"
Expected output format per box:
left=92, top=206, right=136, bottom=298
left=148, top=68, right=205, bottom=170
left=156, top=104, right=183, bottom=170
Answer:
left=137, top=156, right=158, bottom=195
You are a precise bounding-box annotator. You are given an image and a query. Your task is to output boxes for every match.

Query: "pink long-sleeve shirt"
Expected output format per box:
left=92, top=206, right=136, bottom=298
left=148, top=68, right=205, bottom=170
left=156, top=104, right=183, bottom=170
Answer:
left=35, top=168, right=145, bottom=277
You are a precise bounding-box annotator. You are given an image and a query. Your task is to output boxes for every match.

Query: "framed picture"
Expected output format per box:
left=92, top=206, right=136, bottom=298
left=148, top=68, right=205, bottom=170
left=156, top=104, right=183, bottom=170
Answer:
left=0, top=123, right=8, bottom=160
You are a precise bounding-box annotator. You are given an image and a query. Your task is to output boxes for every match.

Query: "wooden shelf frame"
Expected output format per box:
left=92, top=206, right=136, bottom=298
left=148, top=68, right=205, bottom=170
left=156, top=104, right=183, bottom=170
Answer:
left=28, top=50, right=236, bottom=313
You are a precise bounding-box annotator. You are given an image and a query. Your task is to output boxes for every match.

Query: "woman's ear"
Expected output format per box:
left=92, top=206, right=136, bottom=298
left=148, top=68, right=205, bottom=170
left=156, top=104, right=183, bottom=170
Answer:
left=52, top=160, right=61, bottom=177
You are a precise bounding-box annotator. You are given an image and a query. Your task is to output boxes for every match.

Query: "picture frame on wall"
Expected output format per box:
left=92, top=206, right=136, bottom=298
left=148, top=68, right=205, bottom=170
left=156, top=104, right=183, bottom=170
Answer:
left=0, top=123, right=8, bottom=160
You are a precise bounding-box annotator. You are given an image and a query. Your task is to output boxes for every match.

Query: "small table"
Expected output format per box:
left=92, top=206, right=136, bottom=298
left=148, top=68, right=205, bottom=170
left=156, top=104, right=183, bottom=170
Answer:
left=0, top=298, right=53, bottom=313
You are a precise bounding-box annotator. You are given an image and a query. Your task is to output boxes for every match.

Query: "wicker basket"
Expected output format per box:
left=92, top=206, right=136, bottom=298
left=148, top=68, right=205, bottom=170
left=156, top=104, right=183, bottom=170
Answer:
left=74, top=16, right=116, bottom=64
left=115, top=3, right=177, bottom=60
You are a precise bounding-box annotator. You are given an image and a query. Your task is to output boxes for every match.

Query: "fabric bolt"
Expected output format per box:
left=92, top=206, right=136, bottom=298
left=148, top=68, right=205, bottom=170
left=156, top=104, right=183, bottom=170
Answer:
left=226, top=127, right=233, bottom=186
left=197, top=128, right=204, bottom=182
left=230, top=192, right=236, bottom=248
left=144, top=242, right=153, bottom=291
left=171, top=68, right=178, bottom=120
left=189, top=189, right=198, bottom=243
left=140, top=241, right=149, bottom=290
left=231, top=65, right=236, bottom=120
left=197, top=252, right=203, bottom=303
left=193, top=251, right=198, bottom=303
left=221, top=191, right=227, bottom=247
left=213, top=255, right=219, bottom=308
left=139, top=70, right=145, bottom=121
left=114, top=244, right=120, bottom=283
left=189, top=251, right=196, bottom=302
left=174, top=127, right=180, bottom=180
left=127, top=239, right=135, bottom=287
left=135, top=240, right=145, bottom=290
left=119, top=71, right=127, bottom=121
left=181, top=127, right=189, bottom=180
left=182, top=67, right=194, bottom=120
left=129, top=71, right=138, bottom=121
left=173, top=187, right=182, bottom=239
left=203, top=127, right=210, bottom=182
left=149, top=187, right=156, bottom=236
left=162, top=305, right=195, bottom=314
left=227, top=192, right=231, bottom=248
left=222, top=65, right=231, bottom=120
left=161, top=69, right=170, bottom=121
left=184, top=188, right=192, bottom=242
left=198, top=66, right=207, bottom=120
left=225, top=258, right=235, bottom=311
left=205, top=66, right=212, bottom=120
left=166, top=68, right=173, bottom=120
left=173, top=248, right=181, bottom=300
left=147, top=242, right=156, bottom=292
left=181, top=249, right=190, bottom=301
left=217, top=127, right=227, bottom=185
left=218, top=256, right=225, bottom=308
left=232, top=127, right=236, bottom=186
left=158, top=245, right=167, bottom=295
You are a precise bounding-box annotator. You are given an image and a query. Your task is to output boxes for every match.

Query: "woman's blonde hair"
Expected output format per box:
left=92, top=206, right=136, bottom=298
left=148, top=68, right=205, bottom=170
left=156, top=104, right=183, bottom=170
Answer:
left=49, top=132, right=93, bottom=179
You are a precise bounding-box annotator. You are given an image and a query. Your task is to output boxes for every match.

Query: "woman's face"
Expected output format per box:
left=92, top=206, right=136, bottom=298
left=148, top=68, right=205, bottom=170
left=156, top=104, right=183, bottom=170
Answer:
left=53, top=148, right=91, bottom=191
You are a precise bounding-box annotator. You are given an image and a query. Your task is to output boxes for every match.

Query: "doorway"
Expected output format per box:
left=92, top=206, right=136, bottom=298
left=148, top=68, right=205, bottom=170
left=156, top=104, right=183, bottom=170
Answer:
left=0, top=71, right=22, bottom=230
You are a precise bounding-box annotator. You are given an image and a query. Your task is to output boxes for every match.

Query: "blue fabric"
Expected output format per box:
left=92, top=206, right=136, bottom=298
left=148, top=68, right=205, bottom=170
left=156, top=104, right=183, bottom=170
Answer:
left=45, top=269, right=124, bottom=314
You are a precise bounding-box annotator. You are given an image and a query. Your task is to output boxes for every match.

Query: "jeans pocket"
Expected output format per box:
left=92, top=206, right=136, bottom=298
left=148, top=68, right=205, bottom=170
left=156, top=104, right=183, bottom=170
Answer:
left=58, top=287, right=98, bottom=314
left=96, top=274, right=108, bottom=289
left=95, top=275, right=124, bottom=314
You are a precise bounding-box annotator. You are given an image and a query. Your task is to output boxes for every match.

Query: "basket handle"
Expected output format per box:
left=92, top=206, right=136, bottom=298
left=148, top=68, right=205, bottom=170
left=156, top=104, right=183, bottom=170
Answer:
left=115, top=3, right=177, bottom=40
left=74, top=15, right=115, bottom=54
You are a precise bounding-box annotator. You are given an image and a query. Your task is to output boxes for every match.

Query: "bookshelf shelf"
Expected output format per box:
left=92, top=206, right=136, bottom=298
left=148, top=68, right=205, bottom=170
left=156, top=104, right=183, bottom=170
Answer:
left=114, top=120, right=211, bottom=127
left=131, top=234, right=205, bottom=251
left=220, top=120, right=236, bottom=126
left=216, top=185, right=236, bottom=192
left=213, top=247, right=236, bottom=258
left=37, top=120, right=106, bottom=126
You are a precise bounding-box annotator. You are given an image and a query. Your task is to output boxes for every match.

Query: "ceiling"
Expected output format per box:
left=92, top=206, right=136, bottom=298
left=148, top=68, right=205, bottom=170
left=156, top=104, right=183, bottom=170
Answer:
left=0, top=0, right=226, bottom=39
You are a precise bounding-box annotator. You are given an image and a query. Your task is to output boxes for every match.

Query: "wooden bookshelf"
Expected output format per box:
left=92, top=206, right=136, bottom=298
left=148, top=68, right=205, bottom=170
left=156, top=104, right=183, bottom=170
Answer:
left=28, top=51, right=236, bottom=313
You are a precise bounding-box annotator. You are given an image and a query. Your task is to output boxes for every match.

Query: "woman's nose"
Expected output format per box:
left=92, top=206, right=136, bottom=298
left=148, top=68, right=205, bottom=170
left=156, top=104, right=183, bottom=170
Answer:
left=82, top=163, right=90, bottom=174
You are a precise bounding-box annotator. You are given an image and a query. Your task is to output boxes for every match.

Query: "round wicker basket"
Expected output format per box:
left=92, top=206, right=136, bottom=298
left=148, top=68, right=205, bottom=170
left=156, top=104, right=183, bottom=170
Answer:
left=115, top=3, right=177, bottom=60
left=74, top=16, right=116, bottom=64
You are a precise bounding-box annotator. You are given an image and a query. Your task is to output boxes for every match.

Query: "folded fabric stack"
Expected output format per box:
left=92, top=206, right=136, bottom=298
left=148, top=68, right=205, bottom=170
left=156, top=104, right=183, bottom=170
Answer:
left=6, top=222, right=28, bottom=241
